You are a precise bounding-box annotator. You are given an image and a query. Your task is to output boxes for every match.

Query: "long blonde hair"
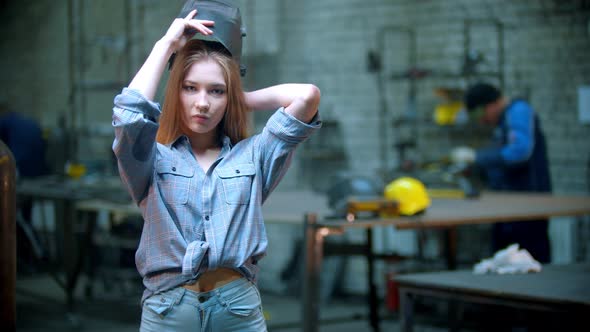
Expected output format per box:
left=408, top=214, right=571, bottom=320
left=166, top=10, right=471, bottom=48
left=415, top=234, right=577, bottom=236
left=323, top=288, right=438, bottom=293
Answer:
left=156, top=39, right=249, bottom=145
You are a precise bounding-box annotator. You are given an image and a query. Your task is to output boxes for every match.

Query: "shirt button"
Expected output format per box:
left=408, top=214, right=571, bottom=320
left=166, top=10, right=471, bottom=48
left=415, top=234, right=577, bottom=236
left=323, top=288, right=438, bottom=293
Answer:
left=235, top=169, right=240, bottom=174
left=160, top=297, right=166, bottom=303
left=172, top=166, right=176, bottom=172
left=205, top=215, right=210, bottom=221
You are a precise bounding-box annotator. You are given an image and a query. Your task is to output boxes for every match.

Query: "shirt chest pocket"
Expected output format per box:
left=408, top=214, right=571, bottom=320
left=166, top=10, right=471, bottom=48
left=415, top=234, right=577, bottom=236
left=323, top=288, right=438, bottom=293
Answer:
left=156, top=159, right=195, bottom=205
left=216, top=163, right=256, bottom=205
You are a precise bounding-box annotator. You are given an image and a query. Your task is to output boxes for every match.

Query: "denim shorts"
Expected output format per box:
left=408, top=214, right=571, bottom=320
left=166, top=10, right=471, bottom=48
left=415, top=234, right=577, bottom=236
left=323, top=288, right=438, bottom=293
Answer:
left=140, top=278, right=267, bottom=332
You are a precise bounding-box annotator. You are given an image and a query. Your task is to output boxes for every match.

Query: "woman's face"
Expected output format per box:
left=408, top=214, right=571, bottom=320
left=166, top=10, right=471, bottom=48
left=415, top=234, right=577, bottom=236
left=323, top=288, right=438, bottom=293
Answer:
left=180, top=58, right=228, bottom=137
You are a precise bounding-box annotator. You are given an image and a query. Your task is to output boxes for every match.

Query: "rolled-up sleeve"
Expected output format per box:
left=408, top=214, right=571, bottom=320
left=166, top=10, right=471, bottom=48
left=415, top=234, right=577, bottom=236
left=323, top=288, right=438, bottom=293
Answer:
left=501, top=102, right=535, bottom=164
left=475, top=101, right=534, bottom=168
left=257, top=108, right=322, bottom=199
left=112, top=88, right=161, bottom=204
left=265, top=107, right=322, bottom=145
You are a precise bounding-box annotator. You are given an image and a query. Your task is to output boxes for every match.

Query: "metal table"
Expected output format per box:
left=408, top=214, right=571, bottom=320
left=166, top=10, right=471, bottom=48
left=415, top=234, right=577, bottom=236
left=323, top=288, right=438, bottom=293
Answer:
left=302, top=192, right=590, bottom=332
left=22, top=187, right=329, bottom=312
left=16, top=176, right=129, bottom=312
left=395, top=263, right=590, bottom=331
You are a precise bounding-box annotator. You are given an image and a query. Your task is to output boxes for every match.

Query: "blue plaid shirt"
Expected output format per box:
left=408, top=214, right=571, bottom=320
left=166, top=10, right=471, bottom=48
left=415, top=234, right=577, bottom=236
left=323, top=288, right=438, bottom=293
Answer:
left=112, top=88, right=321, bottom=302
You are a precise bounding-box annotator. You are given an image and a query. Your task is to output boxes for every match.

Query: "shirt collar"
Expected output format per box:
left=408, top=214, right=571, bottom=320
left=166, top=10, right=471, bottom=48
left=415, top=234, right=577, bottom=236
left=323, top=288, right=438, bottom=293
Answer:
left=169, top=135, right=188, bottom=148
left=170, top=134, right=232, bottom=157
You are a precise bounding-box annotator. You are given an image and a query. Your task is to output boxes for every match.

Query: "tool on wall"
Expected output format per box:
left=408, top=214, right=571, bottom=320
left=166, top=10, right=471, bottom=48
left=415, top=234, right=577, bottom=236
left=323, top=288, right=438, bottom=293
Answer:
left=368, top=26, right=421, bottom=180
left=367, top=19, right=506, bottom=178
left=463, top=19, right=505, bottom=88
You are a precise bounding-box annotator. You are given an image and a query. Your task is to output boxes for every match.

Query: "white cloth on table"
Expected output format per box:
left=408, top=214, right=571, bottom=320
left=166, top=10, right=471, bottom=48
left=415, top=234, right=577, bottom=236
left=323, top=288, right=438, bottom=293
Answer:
left=473, top=243, right=542, bottom=274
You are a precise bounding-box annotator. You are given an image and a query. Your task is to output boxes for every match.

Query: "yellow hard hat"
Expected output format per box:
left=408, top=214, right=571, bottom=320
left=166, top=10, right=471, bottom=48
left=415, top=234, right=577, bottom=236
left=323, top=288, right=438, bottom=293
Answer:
left=384, top=177, right=431, bottom=216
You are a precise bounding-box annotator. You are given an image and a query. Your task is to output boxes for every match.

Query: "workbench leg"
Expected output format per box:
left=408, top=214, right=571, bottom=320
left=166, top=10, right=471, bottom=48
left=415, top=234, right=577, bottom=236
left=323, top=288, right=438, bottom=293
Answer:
left=54, top=199, right=73, bottom=311
left=366, top=228, right=380, bottom=332
left=448, top=299, right=463, bottom=332
left=55, top=199, right=82, bottom=327
left=74, top=210, right=96, bottom=299
left=444, top=227, right=457, bottom=270
left=63, top=200, right=78, bottom=312
left=399, top=288, right=414, bottom=332
left=302, top=213, right=322, bottom=332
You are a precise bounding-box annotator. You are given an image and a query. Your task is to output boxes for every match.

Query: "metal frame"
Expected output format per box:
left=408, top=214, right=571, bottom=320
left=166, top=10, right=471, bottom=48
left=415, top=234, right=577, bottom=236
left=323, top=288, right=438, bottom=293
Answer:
left=301, top=213, right=455, bottom=332
left=299, top=193, right=590, bottom=332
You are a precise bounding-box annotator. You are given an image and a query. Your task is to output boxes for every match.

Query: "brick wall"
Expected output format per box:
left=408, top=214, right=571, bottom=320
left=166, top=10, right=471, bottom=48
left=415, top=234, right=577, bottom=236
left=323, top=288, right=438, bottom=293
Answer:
left=4, top=0, right=586, bottom=192
left=242, top=0, right=590, bottom=195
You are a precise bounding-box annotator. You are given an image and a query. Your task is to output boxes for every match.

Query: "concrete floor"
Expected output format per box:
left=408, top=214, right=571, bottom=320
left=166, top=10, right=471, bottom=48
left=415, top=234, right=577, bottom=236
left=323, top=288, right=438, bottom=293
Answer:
left=15, top=272, right=452, bottom=332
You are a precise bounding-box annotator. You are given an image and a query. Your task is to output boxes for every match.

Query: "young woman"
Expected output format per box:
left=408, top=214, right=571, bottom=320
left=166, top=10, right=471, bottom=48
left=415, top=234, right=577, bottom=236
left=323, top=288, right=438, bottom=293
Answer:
left=112, top=6, right=321, bottom=332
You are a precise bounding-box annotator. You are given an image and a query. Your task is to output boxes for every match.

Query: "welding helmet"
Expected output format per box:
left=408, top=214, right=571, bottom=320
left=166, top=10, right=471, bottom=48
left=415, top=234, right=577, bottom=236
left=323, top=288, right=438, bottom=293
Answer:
left=384, top=177, right=431, bottom=216
left=174, top=0, right=247, bottom=76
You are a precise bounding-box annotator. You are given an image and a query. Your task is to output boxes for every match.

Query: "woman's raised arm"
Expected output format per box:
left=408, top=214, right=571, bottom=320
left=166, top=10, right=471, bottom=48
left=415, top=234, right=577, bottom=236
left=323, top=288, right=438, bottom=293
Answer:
left=244, top=84, right=321, bottom=123
left=128, top=9, right=214, bottom=100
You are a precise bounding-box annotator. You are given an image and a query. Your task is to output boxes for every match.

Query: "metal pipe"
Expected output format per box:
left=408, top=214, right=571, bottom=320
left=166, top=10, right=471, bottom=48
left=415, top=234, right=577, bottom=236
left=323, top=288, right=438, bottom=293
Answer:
left=302, top=213, right=345, bottom=332
left=0, top=139, right=17, bottom=331
left=302, top=213, right=320, bottom=332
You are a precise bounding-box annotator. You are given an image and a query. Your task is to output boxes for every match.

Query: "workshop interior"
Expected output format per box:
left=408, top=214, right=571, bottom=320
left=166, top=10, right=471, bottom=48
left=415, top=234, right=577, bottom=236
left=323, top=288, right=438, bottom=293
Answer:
left=2, top=0, right=590, bottom=331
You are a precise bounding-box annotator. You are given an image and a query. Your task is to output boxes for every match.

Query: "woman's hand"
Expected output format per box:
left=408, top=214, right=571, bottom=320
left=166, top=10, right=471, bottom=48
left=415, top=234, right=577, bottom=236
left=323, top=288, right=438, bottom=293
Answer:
left=127, top=9, right=215, bottom=100
left=161, top=9, right=214, bottom=52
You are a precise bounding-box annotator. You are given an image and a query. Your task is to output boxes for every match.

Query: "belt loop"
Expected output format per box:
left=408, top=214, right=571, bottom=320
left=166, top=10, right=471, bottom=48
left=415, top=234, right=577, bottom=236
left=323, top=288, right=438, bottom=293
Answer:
left=175, top=287, right=186, bottom=305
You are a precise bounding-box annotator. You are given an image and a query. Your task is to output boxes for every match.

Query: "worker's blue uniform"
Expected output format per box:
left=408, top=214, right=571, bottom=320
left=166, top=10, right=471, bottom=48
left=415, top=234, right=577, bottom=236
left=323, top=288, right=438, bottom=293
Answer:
left=475, top=99, right=552, bottom=263
left=0, top=111, right=48, bottom=178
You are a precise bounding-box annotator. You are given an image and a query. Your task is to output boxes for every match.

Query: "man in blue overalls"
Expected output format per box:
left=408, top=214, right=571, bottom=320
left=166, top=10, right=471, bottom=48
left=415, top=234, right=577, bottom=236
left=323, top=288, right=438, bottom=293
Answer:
left=451, top=82, right=552, bottom=263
